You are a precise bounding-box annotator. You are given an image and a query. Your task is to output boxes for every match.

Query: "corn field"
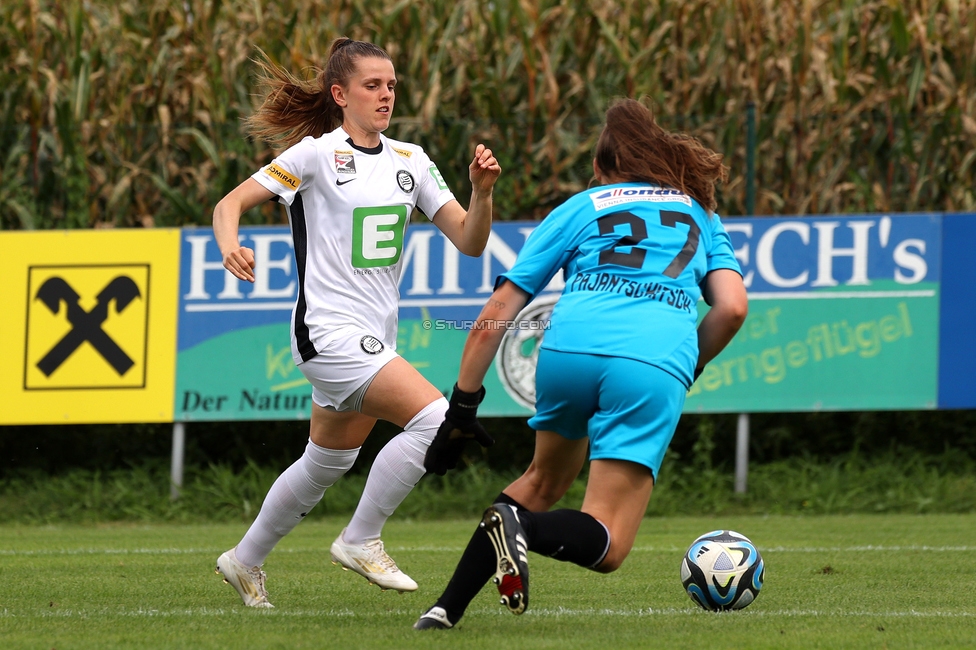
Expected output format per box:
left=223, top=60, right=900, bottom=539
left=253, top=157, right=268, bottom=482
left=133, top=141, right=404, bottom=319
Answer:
left=1, top=0, right=974, bottom=229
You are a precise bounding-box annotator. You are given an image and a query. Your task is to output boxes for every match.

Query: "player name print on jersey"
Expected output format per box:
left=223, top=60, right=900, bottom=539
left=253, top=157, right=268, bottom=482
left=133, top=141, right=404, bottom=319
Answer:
left=25, top=265, right=150, bottom=389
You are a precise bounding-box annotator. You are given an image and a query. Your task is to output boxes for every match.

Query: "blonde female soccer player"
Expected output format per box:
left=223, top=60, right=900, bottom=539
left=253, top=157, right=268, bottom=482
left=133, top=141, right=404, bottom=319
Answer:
left=212, top=37, right=500, bottom=608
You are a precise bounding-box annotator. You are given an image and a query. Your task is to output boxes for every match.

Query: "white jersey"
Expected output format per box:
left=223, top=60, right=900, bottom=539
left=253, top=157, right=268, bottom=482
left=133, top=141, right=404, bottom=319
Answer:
left=250, top=127, right=456, bottom=364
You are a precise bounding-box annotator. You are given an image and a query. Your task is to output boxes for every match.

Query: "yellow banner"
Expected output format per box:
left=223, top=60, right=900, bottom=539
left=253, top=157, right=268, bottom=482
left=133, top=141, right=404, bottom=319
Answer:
left=0, top=229, right=180, bottom=424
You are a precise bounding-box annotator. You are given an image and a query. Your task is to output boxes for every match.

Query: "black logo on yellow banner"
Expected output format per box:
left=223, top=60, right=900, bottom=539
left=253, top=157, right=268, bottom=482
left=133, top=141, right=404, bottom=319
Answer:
left=25, top=266, right=150, bottom=390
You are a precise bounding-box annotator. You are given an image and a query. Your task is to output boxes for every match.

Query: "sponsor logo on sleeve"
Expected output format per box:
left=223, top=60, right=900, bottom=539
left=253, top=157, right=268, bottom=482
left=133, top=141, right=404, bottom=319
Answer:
left=335, top=150, right=357, bottom=174
left=264, top=164, right=300, bottom=190
left=589, top=186, right=692, bottom=211
left=392, top=146, right=413, bottom=158
left=428, top=164, right=448, bottom=190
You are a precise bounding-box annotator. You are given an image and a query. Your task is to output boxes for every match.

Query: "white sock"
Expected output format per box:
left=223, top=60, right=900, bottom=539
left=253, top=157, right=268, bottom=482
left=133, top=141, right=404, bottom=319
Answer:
left=236, top=440, right=360, bottom=567
left=343, top=398, right=448, bottom=544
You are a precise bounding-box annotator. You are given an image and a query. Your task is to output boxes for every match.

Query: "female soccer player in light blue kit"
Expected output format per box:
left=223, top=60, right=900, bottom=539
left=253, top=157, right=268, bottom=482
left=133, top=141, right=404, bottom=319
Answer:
left=415, top=98, right=748, bottom=629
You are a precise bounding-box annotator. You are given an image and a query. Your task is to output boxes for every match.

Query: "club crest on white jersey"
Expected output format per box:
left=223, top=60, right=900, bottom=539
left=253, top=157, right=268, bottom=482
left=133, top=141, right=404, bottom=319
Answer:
left=397, top=170, right=415, bottom=194
left=360, top=335, right=384, bottom=355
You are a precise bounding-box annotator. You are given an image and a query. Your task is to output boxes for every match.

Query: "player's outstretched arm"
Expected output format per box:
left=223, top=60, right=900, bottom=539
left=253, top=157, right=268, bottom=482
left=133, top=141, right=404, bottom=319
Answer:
left=213, top=178, right=275, bottom=283
left=432, top=144, right=501, bottom=256
left=456, top=280, right=529, bottom=392
left=695, top=269, right=748, bottom=376
left=424, top=280, right=529, bottom=475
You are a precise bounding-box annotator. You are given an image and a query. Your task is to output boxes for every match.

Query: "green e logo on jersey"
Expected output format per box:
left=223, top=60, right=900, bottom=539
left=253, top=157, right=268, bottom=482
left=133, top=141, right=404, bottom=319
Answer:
left=352, top=206, right=408, bottom=268
left=428, top=164, right=448, bottom=190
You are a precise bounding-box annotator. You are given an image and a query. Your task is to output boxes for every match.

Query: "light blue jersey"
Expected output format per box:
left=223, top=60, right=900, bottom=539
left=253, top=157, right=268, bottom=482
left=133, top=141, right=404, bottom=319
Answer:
left=500, top=183, right=741, bottom=386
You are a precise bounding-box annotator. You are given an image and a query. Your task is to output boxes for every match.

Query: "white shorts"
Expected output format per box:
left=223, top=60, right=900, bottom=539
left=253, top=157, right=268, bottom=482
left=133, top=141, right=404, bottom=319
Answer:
left=298, top=328, right=398, bottom=412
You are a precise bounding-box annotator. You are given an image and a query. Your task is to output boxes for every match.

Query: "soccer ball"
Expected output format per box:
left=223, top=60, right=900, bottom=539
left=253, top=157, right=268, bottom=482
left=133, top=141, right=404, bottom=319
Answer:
left=680, top=530, right=764, bottom=611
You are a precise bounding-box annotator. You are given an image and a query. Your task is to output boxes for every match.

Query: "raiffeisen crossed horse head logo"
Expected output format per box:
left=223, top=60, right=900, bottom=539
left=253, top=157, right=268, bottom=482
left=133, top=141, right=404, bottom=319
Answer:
left=25, top=266, right=149, bottom=390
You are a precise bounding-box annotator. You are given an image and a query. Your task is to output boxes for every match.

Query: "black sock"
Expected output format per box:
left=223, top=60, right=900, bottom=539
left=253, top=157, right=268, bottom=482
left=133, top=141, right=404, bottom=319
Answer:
left=435, top=492, right=527, bottom=624
left=518, top=509, right=610, bottom=568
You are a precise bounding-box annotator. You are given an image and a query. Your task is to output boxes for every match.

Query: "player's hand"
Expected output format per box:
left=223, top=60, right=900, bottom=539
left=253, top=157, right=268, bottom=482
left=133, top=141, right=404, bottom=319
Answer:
left=424, top=384, right=495, bottom=476
left=468, top=144, right=501, bottom=194
left=223, top=246, right=256, bottom=283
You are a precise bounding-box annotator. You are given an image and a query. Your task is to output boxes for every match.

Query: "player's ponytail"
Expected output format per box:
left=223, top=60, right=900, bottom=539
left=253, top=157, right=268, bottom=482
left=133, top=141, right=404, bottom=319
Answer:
left=595, top=98, right=728, bottom=214
left=244, top=38, right=392, bottom=150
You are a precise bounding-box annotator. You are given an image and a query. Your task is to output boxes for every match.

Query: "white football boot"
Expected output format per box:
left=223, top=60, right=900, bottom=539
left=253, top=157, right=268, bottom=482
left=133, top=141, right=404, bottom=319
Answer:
left=330, top=528, right=418, bottom=592
left=215, top=547, right=274, bottom=608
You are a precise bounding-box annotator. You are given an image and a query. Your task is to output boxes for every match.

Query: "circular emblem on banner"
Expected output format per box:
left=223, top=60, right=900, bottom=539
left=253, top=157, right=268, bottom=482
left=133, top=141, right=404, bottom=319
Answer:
left=396, top=170, right=415, bottom=194
left=495, top=294, right=559, bottom=410
left=360, top=335, right=385, bottom=355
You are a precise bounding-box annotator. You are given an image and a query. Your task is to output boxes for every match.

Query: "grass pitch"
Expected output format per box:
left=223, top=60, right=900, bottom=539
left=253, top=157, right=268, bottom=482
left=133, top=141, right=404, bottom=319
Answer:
left=2, top=515, right=974, bottom=649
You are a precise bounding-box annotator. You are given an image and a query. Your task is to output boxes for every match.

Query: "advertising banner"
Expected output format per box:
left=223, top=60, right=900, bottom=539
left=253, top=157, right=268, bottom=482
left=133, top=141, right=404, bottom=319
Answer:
left=0, top=213, right=956, bottom=426
left=174, top=214, right=941, bottom=420
left=0, top=229, right=180, bottom=424
left=686, top=214, right=940, bottom=411
left=176, top=228, right=312, bottom=421
left=174, top=225, right=548, bottom=420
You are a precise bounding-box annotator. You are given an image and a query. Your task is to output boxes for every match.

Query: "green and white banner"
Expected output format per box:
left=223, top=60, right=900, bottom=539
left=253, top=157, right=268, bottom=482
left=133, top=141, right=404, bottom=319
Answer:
left=176, top=214, right=942, bottom=420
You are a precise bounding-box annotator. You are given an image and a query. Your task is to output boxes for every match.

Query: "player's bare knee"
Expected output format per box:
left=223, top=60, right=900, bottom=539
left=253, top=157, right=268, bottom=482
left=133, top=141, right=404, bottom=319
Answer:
left=593, top=552, right=625, bottom=573
left=592, top=537, right=632, bottom=573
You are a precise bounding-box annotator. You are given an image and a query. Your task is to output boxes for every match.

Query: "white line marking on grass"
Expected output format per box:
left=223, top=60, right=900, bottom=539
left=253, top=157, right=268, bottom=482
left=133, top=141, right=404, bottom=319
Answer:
left=3, top=544, right=976, bottom=557
left=757, top=545, right=976, bottom=553
left=0, top=547, right=220, bottom=556
left=3, top=606, right=973, bottom=620
left=629, top=545, right=976, bottom=553
left=0, top=546, right=474, bottom=556
left=524, top=607, right=976, bottom=619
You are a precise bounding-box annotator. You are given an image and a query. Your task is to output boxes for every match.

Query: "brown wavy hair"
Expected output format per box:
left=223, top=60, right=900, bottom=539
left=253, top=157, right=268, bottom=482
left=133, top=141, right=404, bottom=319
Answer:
left=594, top=98, right=728, bottom=214
left=243, top=38, right=392, bottom=149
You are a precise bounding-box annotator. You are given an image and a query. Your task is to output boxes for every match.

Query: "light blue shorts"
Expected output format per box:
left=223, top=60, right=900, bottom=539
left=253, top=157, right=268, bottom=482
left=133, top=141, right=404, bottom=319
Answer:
left=527, top=348, right=686, bottom=480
